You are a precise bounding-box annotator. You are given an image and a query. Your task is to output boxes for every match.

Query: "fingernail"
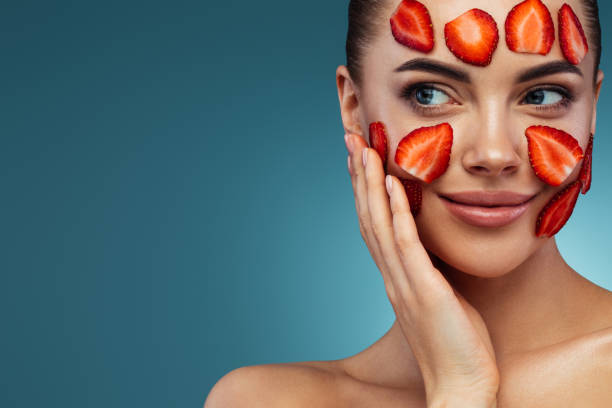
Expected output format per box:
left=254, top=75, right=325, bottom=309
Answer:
left=344, top=134, right=354, bottom=155
left=362, top=148, right=368, bottom=167
left=347, top=155, right=352, bottom=173
left=385, top=175, right=393, bottom=194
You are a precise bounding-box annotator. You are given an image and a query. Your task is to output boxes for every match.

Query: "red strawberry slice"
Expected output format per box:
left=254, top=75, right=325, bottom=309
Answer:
left=390, top=0, right=435, bottom=53
left=558, top=3, right=589, bottom=65
left=526, top=125, right=584, bottom=186
left=400, top=178, right=423, bottom=216
left=369, top=122, right=389, bottom=169
left=505, top=0, right=554, bottom=55
left=536, top=180, right=581, bottom=237
left=578, top=133, right=593, bottom=194
left=395, top=123, right=453, bottom=183
left=444, top=8, right=499, bottom=66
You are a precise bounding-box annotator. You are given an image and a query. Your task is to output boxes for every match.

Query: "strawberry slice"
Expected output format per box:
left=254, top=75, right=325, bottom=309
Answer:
left=558, top=3, right=589, bottom=65
left=390, top=0, right=435, bottom=53
left=400, top=178, right=423, bottom=216
left=395, top=123, right=453, bottom=183
left=369, top=122, right=389, bottom=169
left=444, top=8, right=499, bottom=66
left=536, top=180, right=581, bottom=237
left=578, top=133, right=593, bottom=194
left=526, top=125, right=584, bottom=186
left=505, top=0, right=554, bottom=55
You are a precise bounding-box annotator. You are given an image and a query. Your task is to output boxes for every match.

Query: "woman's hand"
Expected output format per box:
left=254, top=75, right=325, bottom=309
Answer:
left=344, top=133, right=500, bottom=408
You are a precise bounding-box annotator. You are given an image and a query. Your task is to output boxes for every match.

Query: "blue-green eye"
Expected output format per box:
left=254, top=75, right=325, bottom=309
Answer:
left=524, top=89, right=563, bottom=105
left=414, top=86, right=451, bottom=105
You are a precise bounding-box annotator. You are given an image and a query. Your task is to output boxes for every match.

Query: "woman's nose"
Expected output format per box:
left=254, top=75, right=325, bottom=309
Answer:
left=460, top=107, right=522, bottom=178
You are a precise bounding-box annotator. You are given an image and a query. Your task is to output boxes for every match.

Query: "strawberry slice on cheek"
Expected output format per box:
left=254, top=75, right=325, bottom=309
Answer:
left=394, top=123, right=453, bottom=183
left=368, top=121, right=424, bottom=216
left=526, top=125, right=584, bottom=187
left=536, top=180, right=582, bottom=237
left=505, top=0, right=555, bottom=55
left=390, top=0, right=435, bottom=53
left=444, top=9, right=499, bottom=66
left=578, top=133, right=593, bottom=194
left=400, top=178, right=423, bottom=216
left=369, top=122, right=390, bottom=169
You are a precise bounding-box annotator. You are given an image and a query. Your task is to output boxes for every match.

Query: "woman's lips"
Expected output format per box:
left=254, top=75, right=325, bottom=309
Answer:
left=439, top=191, right=537, bottom=228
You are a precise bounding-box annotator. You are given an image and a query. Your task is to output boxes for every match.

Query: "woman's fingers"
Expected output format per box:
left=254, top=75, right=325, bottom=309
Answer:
left=361, top=147, right=413, bottom=304
left=386, top=174, right=451, bottom=302
left=347, top=135, right=500, bottom=402
left=345, top=134, right=391, bottom=291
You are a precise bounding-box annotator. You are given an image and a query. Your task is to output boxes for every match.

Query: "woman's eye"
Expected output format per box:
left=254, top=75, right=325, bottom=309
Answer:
left=523, top=89, right=564, bottom=105
left=414, top=86, right=451, bottom=105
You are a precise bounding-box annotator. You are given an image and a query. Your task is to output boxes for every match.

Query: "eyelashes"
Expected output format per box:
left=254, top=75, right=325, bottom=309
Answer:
left=400, top=84, right=449, bottom=116
left=400, top=83, right=575, bottom=116
left=520, top=86, right=574, bottom=112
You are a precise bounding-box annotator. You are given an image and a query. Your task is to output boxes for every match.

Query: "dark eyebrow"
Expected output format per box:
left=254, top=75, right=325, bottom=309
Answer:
left=516, top=61, right=583, bottom=83
left=393, top=58, right=471, bottom=83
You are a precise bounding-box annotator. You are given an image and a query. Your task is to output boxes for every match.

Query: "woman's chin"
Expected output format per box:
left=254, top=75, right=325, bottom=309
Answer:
left=417, top=220, right=544, bottom=279
left=412, top=189, right=549, bottom=278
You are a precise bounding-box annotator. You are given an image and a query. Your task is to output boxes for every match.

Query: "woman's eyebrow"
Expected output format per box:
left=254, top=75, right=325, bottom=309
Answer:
left=516, top=61, right=583, bottom=83
left=393, top=58, right=471, bottom=83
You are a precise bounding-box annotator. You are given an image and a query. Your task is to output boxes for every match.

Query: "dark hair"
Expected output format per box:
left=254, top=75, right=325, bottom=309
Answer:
left=346, top=0, right=601, bottom=88
left=580, top=0, right=602, bottom=86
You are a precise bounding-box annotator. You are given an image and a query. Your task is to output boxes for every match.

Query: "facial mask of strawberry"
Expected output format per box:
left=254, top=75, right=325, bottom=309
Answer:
left=369, top=121, right=423, bottom=215
left=369, top=122, right=390, bottom=169
left=505, top=0, right=554, bottom=55
left=444, top=8, right=499, bottom=66
left=400, top=178, right=423, bottom=216
left=578, top=133, right=593, bottom=194
left=526, top=125, right=584, bottom=187
left=536, top=180, right=581, bottom=237
left=558, top=3, right=589, bottom=65
left=390, top=0, right=435, bottom=53
left=395, top=122, right=453, bottom=183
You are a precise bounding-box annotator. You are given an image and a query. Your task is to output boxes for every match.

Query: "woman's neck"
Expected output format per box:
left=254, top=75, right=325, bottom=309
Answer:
left=435, top=239, right=600, bottom=357
left=339, top=239, right=611, bottom=389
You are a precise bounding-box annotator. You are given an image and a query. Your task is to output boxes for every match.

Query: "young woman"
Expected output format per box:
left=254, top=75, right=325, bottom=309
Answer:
left=206, top=1, right=612, bottom=406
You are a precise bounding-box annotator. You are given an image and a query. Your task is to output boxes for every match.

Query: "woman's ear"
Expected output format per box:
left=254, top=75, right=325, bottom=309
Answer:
left=590, top=69, right=604, bottom=136
left=336, top=65, right=365, bottom=136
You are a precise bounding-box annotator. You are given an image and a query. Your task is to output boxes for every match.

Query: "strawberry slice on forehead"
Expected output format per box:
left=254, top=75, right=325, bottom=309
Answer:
left=444, top=8, right=499, bottom=66
left=505, top=0, right=555, bottom=55
left=390, top=0, right=435, bottom=53
left=558, top=3, right=589, bottom=65
left=526, top=125, right=584, bottom=187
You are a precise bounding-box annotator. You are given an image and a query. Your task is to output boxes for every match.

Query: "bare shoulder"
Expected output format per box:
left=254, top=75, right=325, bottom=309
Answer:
left=499, top=325, right=612, bottom=407
left=204, top=361, right=350, bottom=408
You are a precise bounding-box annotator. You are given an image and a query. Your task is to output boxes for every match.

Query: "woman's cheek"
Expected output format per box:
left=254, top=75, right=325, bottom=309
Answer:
left=525, top=125, right=593, bottom=238
left=525, top=125, right=584, bottom=187
left=368, top=121, right=454, bottom=216
left=368, top=121, right=595, bottom=238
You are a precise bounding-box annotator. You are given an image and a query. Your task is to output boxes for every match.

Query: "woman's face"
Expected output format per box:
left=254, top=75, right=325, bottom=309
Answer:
left=355, top=0, right=603, bottom=277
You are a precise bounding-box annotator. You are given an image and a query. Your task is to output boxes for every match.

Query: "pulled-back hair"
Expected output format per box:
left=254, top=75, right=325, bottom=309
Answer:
left=346, top=0, right=602, bottom=88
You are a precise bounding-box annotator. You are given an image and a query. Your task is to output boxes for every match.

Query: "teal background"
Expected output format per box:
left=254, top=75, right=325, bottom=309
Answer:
left=2, top=1, right=611, bottom=407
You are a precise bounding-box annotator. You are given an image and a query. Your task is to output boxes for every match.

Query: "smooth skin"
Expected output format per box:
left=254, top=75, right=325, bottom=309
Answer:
left=205, top=0, right=612, bottom=406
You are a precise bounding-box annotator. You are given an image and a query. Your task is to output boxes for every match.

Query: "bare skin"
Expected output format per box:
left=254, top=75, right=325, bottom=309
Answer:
left=205, top=0, right=612, bottom=406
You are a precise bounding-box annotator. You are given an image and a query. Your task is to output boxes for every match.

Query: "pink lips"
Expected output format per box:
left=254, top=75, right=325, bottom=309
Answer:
left=439, top=191, right=536, bottom=228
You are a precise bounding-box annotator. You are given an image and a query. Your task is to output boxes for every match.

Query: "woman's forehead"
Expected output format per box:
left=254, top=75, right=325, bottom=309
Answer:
left=367, top=0, right=592, bottom=82
left=388, top=0, right=581, bottom=19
